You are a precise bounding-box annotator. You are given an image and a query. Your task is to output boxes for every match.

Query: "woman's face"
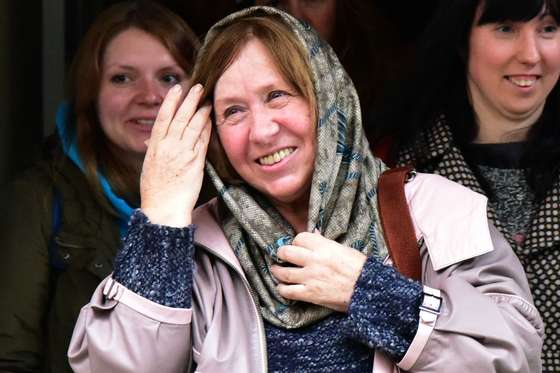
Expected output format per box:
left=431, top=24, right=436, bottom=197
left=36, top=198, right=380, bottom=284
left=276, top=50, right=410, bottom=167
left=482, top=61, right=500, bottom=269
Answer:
left=467, top=6, right=560, bottom=128
left=98, top=27, right=189, bottom=165
left=214, top=38, right=316, bottom=209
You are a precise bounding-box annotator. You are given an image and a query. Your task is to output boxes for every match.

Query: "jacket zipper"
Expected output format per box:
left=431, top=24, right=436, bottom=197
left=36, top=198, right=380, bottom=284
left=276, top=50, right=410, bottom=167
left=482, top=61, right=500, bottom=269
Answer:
left=196, top=243, right=268, bottom=373
left=54, top=237, right=87, bottom=249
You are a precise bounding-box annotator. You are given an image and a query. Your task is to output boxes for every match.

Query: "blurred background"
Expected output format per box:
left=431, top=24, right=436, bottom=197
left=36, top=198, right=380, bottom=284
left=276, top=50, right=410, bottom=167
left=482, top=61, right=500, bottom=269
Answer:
left=0, top=0, right=438, bottom=185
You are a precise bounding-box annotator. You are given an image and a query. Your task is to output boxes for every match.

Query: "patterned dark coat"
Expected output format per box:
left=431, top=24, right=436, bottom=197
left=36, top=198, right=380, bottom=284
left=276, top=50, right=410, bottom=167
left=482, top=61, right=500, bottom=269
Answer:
left=397, top=118, right=560, bottom=371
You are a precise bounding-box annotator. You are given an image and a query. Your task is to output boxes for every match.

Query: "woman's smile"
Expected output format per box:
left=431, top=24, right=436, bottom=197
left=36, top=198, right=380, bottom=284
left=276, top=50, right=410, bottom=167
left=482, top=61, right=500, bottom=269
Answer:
left=505, top=74, right=541, bottom=88
left=126, top=116, right=158, bottom=134
left=257, top=147, right=296, bottom=166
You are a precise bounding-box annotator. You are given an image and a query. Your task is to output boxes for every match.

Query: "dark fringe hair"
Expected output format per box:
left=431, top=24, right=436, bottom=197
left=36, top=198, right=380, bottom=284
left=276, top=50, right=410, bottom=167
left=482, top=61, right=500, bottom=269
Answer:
left=375, top=0, right=560, bottom=201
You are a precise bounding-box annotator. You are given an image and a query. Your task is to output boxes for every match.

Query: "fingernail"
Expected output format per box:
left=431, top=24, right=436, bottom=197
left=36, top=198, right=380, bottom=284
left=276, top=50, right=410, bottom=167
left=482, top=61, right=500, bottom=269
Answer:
left=192, top=83, right=203, bottom=93
left=171, top=84, right=182, bottom=94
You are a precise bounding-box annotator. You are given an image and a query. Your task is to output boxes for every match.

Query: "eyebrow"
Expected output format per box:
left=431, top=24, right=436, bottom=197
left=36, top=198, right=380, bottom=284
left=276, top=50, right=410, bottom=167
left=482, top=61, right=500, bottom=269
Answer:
left=104, top=64, right=136, bottom=71
left=103, top=64, right=182, bottom=71
left=539, top=12, right=555, bottom=21
left=215, top=82, right=292, bottom=105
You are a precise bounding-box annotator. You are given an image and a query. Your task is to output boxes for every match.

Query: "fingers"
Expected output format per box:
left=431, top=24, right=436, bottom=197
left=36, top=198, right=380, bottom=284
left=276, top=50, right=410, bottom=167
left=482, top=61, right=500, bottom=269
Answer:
left=167, top=84, right=204, bottom=138
left=277, top=244, right=312, bottom=267
left=183, top=104, right=212, bottom=149
left=292, top=231, right=331, bottom=251
left=192, top=118, right=212, bottom=167
left=194, top=117, right=212, bottom=156
left=150, top=84, right=183, bottom=142
left=271, top=265, right=306, bottom=284
left=277, top=284, right=307, bottom=302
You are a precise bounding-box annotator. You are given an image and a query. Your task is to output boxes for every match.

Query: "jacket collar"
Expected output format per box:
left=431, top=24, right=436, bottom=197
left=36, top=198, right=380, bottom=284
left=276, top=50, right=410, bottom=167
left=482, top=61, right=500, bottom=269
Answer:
left=397, top=118, right=560, bottom=256
left=192, top=199, right=246, bottom=278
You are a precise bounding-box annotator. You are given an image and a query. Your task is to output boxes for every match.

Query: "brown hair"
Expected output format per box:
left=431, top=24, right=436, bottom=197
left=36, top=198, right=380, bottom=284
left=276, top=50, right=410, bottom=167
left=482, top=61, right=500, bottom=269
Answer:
left=66, top=0, right=199, bottom=209
left=191, top=10, right=316, bottom=184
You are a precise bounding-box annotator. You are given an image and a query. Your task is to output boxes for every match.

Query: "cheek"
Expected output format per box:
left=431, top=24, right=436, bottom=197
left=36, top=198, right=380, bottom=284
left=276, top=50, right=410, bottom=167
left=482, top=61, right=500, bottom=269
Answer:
left=468, top=33, right=504, bottom=80
left=97, top=87, right=128, bottom=130
left=468, top=50, right=498, bottom=89
left=289, top=110, right=317, bottom=165
left=544, top=47, right=560, bottom=76
left=217, top=128, right=248, bottom=169
left=291, top=104, right=315, bottom=141
left=98, top=87, right=117, bottom=119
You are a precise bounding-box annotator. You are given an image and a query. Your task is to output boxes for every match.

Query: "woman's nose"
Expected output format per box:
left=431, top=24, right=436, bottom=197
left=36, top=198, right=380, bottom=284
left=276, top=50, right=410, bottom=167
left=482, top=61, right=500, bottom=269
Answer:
left=516, top=32, right=541, bottom=66
left=248, top=107, right=280, bottom=143
left=136, top=79, right=165, bottom=106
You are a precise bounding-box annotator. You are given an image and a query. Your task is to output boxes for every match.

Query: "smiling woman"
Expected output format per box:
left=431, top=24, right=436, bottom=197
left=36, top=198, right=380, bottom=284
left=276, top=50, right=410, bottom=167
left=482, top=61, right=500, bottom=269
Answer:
left=0, top=2, right=199, bottom=372
left=69, top=6, right=543, bottom=373
left=98, top=27, right=189, bottom=171
left=375, top=0, right=560, bottom=369
left=467, top=4, right=560, bottom=142
left=213, top=39, right=316, bottom=231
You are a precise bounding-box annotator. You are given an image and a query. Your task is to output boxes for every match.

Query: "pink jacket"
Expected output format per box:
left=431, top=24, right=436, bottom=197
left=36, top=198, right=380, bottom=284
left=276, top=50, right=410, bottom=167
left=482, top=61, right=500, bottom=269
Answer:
left=68, top=173, right=543, bottom=372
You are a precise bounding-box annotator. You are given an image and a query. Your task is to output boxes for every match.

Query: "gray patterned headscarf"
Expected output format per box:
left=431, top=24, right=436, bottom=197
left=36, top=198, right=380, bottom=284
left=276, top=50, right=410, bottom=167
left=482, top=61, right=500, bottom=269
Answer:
left=202, top=6, right=388, bottom=329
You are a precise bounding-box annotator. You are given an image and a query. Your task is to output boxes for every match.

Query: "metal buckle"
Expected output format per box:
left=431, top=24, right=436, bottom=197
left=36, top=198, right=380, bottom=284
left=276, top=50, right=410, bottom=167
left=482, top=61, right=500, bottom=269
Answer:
left=420, top=291, right=442, bottom=315
left=405, top=170, right=417, bottom=183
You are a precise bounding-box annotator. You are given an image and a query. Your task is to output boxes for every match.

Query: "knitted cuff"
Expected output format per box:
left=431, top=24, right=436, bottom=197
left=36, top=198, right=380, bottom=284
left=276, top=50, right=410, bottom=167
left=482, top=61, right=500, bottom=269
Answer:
left=342, top=256, right=423, bottom=361
left=113, top=209, right=196, bottom=308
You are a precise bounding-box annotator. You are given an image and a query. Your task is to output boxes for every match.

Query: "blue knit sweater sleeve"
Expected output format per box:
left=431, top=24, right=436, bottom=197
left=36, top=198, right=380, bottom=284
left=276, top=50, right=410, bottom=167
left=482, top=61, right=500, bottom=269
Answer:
left=112, top=209, right=196, bottom=308
left=342, top=256, right=423, bottom=362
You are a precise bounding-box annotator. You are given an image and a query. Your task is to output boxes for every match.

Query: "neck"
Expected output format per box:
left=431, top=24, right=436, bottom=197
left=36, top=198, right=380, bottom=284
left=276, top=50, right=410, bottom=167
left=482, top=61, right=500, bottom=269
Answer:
left=272, top=194, right=310, bottom=234
left=471, top=97, right=542, bottom=145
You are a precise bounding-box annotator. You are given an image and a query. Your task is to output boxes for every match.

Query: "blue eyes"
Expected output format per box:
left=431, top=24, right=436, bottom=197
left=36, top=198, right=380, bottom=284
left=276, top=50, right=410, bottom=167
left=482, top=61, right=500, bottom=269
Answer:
left=110, top=74, right=131, bottom=84
left=161, top=74, right=182, bottom=85
left=109, top=73, right=183, bottom=85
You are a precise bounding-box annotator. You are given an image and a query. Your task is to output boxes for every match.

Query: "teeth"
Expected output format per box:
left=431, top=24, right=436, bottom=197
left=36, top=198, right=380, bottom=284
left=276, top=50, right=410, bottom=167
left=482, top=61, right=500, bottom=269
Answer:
left=508, top=77, right=536, bottom=87
left=258, top=148, right=295, bottom=166
left=135, top=119, right=155, bottom=125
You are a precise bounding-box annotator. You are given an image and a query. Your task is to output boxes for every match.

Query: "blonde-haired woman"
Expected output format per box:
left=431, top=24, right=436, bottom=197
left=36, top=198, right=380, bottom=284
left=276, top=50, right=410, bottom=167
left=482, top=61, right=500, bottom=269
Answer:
left=70, top=7, right=542, bottom=372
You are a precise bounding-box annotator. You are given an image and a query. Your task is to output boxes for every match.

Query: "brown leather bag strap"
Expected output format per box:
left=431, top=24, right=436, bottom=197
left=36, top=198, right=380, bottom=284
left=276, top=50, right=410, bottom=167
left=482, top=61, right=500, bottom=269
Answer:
left=377, top=166, right=422, bottom=281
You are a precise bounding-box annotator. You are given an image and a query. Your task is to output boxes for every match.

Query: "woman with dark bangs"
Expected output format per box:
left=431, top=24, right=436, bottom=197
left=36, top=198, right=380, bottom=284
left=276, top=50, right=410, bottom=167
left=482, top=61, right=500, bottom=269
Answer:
left=375, top=0, right=560, bottom=369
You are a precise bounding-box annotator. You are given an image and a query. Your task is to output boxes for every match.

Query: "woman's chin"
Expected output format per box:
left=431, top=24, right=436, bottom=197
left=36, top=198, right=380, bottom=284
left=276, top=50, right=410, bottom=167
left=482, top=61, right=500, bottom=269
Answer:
left=259, top=183, right=311, bottom=209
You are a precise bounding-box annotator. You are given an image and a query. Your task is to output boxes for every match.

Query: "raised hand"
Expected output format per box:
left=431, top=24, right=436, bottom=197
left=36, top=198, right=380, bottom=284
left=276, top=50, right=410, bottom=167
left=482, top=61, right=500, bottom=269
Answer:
left=271, top=232, right=367, bottom=313
left=140, top=84, right=212, bottom=227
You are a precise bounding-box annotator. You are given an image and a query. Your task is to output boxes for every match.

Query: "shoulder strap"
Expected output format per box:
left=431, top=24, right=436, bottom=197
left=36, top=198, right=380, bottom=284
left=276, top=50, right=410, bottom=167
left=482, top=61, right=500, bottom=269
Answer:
left=377, top=166, right=422, bottom=281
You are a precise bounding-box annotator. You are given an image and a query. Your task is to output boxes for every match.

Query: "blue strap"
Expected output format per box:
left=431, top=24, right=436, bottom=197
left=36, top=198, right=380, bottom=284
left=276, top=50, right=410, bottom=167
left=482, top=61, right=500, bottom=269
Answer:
left=48, top=189, right=67, bottom=272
